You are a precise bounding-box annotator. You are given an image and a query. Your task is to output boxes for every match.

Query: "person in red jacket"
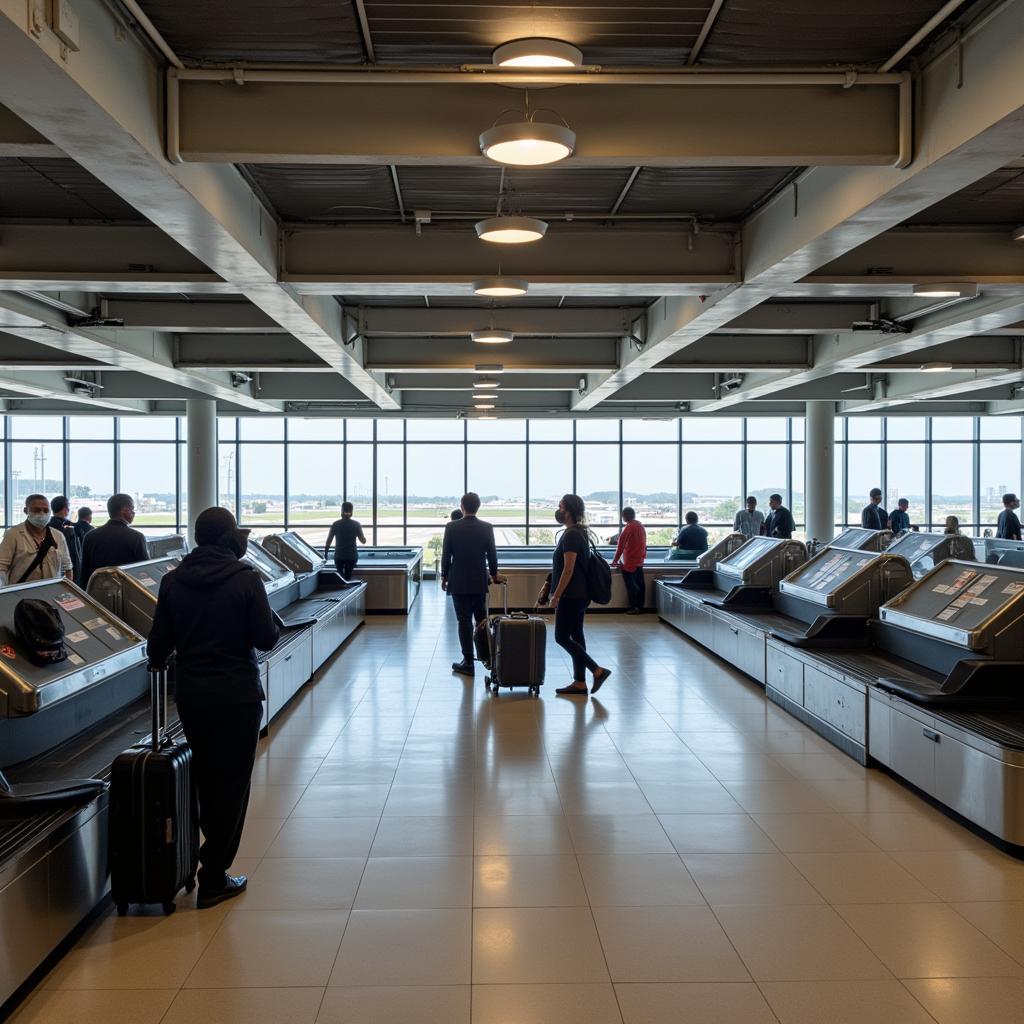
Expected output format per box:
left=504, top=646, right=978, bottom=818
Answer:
left=612, top=506, right=648, bottom=614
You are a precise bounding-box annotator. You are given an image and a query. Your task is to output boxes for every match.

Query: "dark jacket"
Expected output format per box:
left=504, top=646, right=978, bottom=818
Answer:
left=441, top=515, right=498, bottom=595
left=326, top=517, right=365, bottom=562
left=80, top=518, right=150, bottom=586
left=889, top=509, right=911, bottom=534
left=997, top=508, right=1022, bottom=541
left=147, top=544, right=280, bottom=706
left=49, top=514, right=82, bottom=584
left=673, top=524, right=709, bottom=554
left=74, top=519, right=94, bottom=545
left=762, top=506, right=795, bottom=539
left=861, top=503, right=888, bottom=531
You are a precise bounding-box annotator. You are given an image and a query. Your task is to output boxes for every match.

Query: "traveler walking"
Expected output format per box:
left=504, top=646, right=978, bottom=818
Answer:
left=612, top=506, right=647, bottom=614
left=538, top=494, right=612, bottom=696
left=48, top=495, right=82, bottom=584
left=672, top=511, right=709, bottom=556
left=997, top=493, right=1022, bottom=541
left=762, top=494, right=795, bottom=539
left=733, top=496, right=765, bottom=539
left=147, top=507, right=280, bottom=908
left=80, top=493, right=149, bottom=586
left=0, top=494, right=73, bottom=587
left=440, top=492, right=503, bottom=675
left=861, top=488, right=888, bottom=531
left=325, top=501, right=367, bottom=580
left=889, top=498, right=912, bottom=535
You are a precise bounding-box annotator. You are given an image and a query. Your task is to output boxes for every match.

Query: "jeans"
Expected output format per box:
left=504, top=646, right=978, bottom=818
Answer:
left=554, top=596, right=599, bottom=682
left=451, top=592, right=487, bottom=663
left=622, top=566, right=645, bottom=610
left=335, top=558, right=356, bottom=580
left=176, top=701, right=263, bottom=890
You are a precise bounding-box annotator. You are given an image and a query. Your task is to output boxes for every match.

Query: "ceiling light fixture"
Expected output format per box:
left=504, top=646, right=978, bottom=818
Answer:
left=475, top=215, right=548, bottom=245
left=492, top=38, right=583, bottom=68
left=474, top=403, right=496, bottom=410
left=912, top=282, right=978, bottom=298
left=480, top=94, right=575, bottom=167
left=473, top=392, right=499, bottom=400
left=477, top=414, right=497, bottom=420
left=473, top=276, right=528, bottom=297
left=1013, top=225, right=1024, bottom=242
left=473, top=377, right=501, bottom=389
left=471, top=328, right=514, bottom=344
left=921, top=362, right=955, bottom=372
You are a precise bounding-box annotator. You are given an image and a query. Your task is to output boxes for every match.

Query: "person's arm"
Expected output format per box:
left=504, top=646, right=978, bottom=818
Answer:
left=135, top=531, right=150, bottom=562
left=1014, top=512, right=1023, bottom=541
left=324, top=522, right=337, bottom=560
left=80, top=533, right=93, bottom=586
left=612, top=528, right=626, bottom=566
left=486, top=525, right=502, bottom=583
left=733, top=511, right=742, bottom=532
left=56, top=532, right=73, bottom=581
left=0, top=531, right=16, bottom=587
left=357, top=523, right=367, bottom=544
left=248, top=575, right=280, bottom=652
left=440, top=524, right=452, bottom=591
left=146, top=576, right=175, bottom=669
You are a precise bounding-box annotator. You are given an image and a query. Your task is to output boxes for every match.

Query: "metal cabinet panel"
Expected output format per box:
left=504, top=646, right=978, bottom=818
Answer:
left=0, top=855, right=49, bottom=1004
left=712, top=615, right=739, bottom=666
left=48, top=806, right=108, bottom=946
left=868, top=693, right=893, bottom=766
left=803, top=666, right=866, bottom=744
left=767, top=644, right=804, bottom=704
left=889, top=704, right=938, bottom=794
left=735, top=626, right=767, bottom=684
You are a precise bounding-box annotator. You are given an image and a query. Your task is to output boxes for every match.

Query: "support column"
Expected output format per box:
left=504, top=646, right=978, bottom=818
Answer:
left=186, top=399, right=217, bottom=545
left=805, top=401, right=836, bottom=544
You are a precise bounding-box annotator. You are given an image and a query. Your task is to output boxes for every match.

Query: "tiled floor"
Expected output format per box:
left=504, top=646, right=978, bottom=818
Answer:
left=14, top=586, right=1024, bottom=1023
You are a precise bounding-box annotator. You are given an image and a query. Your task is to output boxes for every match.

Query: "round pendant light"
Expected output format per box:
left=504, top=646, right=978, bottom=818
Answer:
left=480, top=121, right=575, bottom=166
left=473, top=377, right=501, bottom=390
left=473, top=392, right=499, bottom=400
left=912, top=282, right=977, bottom=298
left=474, top=402, right=496, bottom=410
left=493, top=38, right=583, bottom=68
left=921, top=362, right=954, bottom=373
left=475, top=215, right=548, bottom=245
left=473, top=276, right=528, bottom=297
left=471, top=329, right=514, bottom=345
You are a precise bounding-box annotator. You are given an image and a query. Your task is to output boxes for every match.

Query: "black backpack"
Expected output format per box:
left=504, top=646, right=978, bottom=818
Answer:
left=585, top=533, right=613, bottom=605
left=14, top=599, right=68, bottom=667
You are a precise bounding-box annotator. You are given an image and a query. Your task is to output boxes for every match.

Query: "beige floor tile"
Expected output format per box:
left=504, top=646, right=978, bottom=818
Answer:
left=723, top=780, right=837, bottom=814
left=565, top=814, right=676, bottom=855
left=658, top=813, right=778, bottom=854
left=383, top=783, right=476, bottom=816
left=759, top=979, right=937, bottom=1024
left=265, top=816, right=379, bottom=859
left=697, top=752, right=796, bottom=781
left=237, top=857, right=365, bottom=910
left=808, top=776, right=925, bottom=814
left=475, top=782, right=565, bottom=815
left=292, top=784, right=392, bottom=818
left=162, top=987, right=324, bottom=1024
left=185, top=909, right=348, bottom=988
left=473, top=907, right=610, bottom=984
left=683, top=853, right=825, bottom=906
left=245, top=784, right=308, bottom=819
left=235, top=816, right=286, bottom=859
left=615, top=982, right=777, bottom=1024
left=637, top=780, right=745, bottom=814
left=903, top=977, right=1024, bottom=1023
left=354, top=856, right=472, bottom=909
left=788, top=851, right=940, bottom=903
left=951, top=900, right=1024, bottom=963
left=772, top=752, right=867, bottom=782
left=715, top=905, right=890, bottom=981
left=579, top=854, right=705, bottom=906
left=843, top=811, right=987, bottom=852
left=836, top=903, right=1024, bottom=978
left=7, top=988, right=176, bottom=1024
left=890, top=849, right=1024, bottom=901
left=475, top=855, right=589, bottom=907
left=474, top=814, right=575, bottom=855
left=330, top=909, right=471, bottom=986
left=473, top=984, right=622, bottom=1024
left=250, top=757, right=324, bottom=786
left=312, top=760, right=399, bottom=785
left=593, top=906, right=750, bottom=983
left=258, top=733, right=339, bottom=758
left=752, top=812, right=876, bottom=853
left=316, top=986, right=470, bottom=1024
left=370, top=815, right=474, bottom=856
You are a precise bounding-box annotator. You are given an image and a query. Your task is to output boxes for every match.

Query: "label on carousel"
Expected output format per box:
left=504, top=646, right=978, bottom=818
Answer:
left=66, top=630, right=88, bottom=643
left=55, top=594, right=85, bottom=612
left=105, top=626, right=123, bottom=641
left=67, top=652, right=85, bottom=666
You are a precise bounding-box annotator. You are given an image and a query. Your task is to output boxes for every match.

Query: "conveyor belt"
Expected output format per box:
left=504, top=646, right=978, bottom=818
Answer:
left=937, top=710, right=1024, bottom=751
left=810, top=647, right=943, bottom=688
left=256, top=627, right=310, bottom=664
left=279, top=598, right=339, bottom=626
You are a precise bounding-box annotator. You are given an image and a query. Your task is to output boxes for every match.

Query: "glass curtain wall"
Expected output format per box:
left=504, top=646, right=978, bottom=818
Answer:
left=1, top=415, right=1021, bottom=544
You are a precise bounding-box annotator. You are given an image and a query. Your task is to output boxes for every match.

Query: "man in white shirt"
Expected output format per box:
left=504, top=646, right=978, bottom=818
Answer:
left=733, top=496, right=765, bottom=539
left=0, top=494, right=74, bottom=588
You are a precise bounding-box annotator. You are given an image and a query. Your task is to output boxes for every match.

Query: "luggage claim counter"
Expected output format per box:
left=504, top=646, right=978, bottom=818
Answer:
left=824, top=527, right=893, bottom=552
left=347, top=547, right=423, bottom=612
left=87, top=556, right=183, bottom=636
left=887, top=531, right=976, bottom=578
left=260, top=531, right=328, bottom=598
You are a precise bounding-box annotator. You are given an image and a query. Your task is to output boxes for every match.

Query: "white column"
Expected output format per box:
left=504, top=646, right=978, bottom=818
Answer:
left=805, top=401, right=836, bottom=544
left=186, top=399, right=217, bottom=545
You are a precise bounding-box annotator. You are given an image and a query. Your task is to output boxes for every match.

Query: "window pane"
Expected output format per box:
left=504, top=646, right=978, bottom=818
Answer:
left=12, top=441, right=62, bottom=501
left=791, top=444, right=804, bottom=528
left=980, top=417, right=1022, bottom=440
left=120, top=417, right=176, bottom=440
left=218, top=417, right=237, bottom=440
left=529, top=444, right=572, bottom=536
left=239, top=418, right=284, bottom=440
left=846, top=443, right=881, bottom=524
left=931, top=417, right=974, bottom=441
left=240, top=444, right=284, bottom=525
left=407, top=444, right=464, bottom=526
left=288, top=417, right=343, bottom=441
left=623, top=419, right=677, bottom=441
left=576, top=443, right=619, bottom=539
left=345, top=445, right=373, bottom=527
left=68, top=443, right=112, bottom=513
left=406, top=419, right=464, bottom=441
left=682, top=444, right=741, bottom=538
left=980, top=444, right=1020, bottom=528
left=346, top=419, right=373, bottom=440
left=119, top=444, right=174, bottom=526
left=886, top=444, right=926, bottom=526
left=377, top=420, right=404, bottom=441
left=12, top=416, right=63, bottom=439
left=467, top=418, right=526, bottom=440
left=179, top=443, right=188, bottom=528
left=467, top=444, right=526, bottom=543
left=931, top=443, right=973, bottom=528
left=791, top=417, right=804, bottom=442
left=683, top=417, right=742, bottom=441
left=69, top=416, right=114, bottom=439
left=834, top=449, right=844, bottom=526
left=623, top=445, right=677, bottom=530
left=747, top=443, right=789, bottom=509
left=749, top=417, right=788, bottom=441
left=218, top=443, right=237, bottom=513
left=886, top=417, right=926, bottom=440
left=847, top=418, right=881, bottom=440
left=575, top=418, right=619, bottom=441
left=288, top=444, right=343, bottom=544
left=529, top=420, right=573, bottom=441
left=376, top=444, right=404, bottom=533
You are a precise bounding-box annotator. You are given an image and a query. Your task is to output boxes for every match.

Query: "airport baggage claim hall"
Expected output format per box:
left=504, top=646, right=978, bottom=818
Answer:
left=2, top=2, right=1024, bottom=1022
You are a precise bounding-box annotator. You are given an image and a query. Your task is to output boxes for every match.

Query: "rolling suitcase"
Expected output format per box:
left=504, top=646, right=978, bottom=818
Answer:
left=481, top=583, right=546, bottom=696
left=109, top=667, right=199, bottom=916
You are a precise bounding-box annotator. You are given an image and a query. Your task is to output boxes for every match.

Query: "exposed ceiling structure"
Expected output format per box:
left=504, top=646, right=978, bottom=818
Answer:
left=0, top=0, right=1021, bottom=419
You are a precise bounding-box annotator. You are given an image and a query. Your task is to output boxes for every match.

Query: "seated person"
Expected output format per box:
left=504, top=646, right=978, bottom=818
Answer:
left=670, top=511, right=709, bottom=559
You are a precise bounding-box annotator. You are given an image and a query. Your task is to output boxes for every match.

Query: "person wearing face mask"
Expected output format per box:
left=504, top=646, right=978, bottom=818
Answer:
left=0, top=493, right=74, bottom=588
left=80, top=493, right=150, bottom=587
left=147, top=506, right=280, bottom=909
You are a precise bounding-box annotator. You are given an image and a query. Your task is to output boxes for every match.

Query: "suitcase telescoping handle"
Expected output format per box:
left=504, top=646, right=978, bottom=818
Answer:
left=487, top=578, right=509, bottom=616
left=149, top=665, right=170, bottom=751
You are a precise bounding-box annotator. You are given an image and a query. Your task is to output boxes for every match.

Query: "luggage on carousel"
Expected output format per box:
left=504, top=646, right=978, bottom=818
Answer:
left=478, top=583, right=546, bottom=696
left=109, top=667, right=199, bottom=916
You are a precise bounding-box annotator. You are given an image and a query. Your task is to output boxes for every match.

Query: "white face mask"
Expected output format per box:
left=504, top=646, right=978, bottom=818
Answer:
left=26, top=513, right=51, bottom=529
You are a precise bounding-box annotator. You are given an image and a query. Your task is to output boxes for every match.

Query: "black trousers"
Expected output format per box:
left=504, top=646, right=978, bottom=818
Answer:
left=335, top=558, right=356, bottom=580
left=176, top=700, right=263, bottom=889
left=451, top=592, right=487, bottom=663
left=554, top=596, right=599, bottom=682
left=622, top=567, right=645, bottom=610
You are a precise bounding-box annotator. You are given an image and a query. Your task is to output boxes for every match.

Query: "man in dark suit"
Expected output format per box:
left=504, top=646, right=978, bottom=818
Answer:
left=861, top=487, right=888, bottom=531
left=81, top=492, right=150, bottom=586
left=441, top=491, right=504, bottom=676
left=762, top=493, right=795, bottom=539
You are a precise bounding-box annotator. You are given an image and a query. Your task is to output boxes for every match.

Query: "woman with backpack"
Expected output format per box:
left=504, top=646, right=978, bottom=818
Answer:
left=538, top=494, right=612, bottom=696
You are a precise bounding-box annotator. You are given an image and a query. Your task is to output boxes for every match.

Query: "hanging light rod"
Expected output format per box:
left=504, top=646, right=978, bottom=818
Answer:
left=475, top=215, right=548, bottom=244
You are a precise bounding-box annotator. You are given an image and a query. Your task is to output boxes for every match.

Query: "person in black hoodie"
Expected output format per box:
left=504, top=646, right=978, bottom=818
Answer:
left=49, top=495, right=82, bottom=584
left=147, top=506, right=280, bottom=909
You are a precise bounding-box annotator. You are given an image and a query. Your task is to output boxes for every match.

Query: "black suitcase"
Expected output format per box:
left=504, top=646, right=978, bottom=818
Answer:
left=481, top=585, right=546, bottom=696
left=109, top=668, right=199, bottom=916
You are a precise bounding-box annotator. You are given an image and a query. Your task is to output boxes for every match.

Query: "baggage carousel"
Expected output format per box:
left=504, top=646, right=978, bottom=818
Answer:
left=340, top=547, right=423, bottom=613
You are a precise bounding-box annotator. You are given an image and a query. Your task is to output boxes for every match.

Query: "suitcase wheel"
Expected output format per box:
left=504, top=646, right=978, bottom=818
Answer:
left=116, top=903, right=129, bottom=917
left=162, top=901, right=177, bottom=916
